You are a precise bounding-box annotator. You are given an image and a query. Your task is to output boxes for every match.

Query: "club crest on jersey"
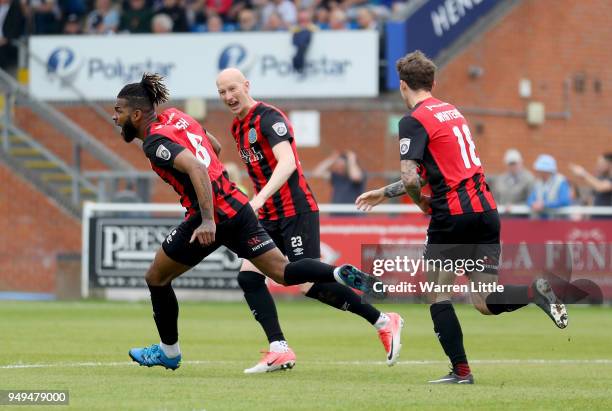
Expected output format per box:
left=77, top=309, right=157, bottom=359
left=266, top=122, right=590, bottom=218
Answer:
left=272, top=122, right=288, bottom=137
left=399, top=138, right=411, bottom=155
left=156, top=144, right=172, bottom=161
left=248, top=128, right=257, bottom=144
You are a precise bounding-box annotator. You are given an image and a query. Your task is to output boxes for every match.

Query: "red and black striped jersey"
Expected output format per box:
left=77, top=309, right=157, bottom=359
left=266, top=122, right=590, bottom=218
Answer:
left=231, top=102, right=318, bottom=220
left=142, top=108, right=249, bottom=222
left=399, top=97, right=496, bottom=216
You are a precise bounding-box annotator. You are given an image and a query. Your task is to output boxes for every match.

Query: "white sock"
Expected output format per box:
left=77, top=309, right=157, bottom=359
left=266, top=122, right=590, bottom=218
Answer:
left=269, top=340, right=290, bottom=353
left=374, top=313, right=390, bottom=330
left=160, top=341, right=181, bottom=358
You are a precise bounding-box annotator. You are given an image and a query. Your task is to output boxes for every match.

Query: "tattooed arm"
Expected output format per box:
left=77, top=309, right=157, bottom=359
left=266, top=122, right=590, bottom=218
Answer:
left=399, top=160, right=421, bottom=202
left=380, top=160, right=420, bottom=199
left=400, top=160, right=431, bottom=213
left=382, top=181, right=407, bottom=198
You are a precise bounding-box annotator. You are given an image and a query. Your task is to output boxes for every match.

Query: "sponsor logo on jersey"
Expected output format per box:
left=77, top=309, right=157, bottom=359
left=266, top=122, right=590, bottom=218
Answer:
left=239, top=147, right=263, bottom=164
left=248, top=127, right=258, bottom=144
left=272, top=122, right=288, bottom=136
left=399, top=138, right=411, bottom=155
left=156, top=144, right=172, bottom=160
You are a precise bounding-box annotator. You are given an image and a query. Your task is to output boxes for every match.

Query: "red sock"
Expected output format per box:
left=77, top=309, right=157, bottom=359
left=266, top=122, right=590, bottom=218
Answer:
left=454, top=362, right=471, bottom=377
left=527, top=284, right=535, bottom=301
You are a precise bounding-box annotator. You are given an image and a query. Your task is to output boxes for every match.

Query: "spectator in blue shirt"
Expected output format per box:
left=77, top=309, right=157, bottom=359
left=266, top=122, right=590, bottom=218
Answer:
left=527, top=154, right=571, bottom=218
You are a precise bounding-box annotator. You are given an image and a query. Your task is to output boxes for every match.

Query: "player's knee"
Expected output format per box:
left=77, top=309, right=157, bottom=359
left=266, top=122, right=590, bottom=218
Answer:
left=267, top=261, right=289, bottom=286
left=430, top=292, right=451, bottom=304
left=426, top=292, right=437, bottom=304
left=237, top=271, right=266, bottom=292
left=145, top=267, right=167, bottom=286
left=252, top=252, right=289, bottom=285
left=473, top=301, right=492, bottom=315
left=274, top=274, right=288, bottom=287
left=298, top=283, right=313, bottom=295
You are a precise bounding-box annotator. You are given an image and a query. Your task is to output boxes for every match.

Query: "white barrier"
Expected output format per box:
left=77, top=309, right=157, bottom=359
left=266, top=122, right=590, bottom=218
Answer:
left=81, top=201, right=612, bottom=298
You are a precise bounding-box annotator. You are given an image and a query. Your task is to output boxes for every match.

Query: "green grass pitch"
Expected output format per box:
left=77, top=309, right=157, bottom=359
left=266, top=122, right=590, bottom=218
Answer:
left=2, top=300, right=612, bottom=410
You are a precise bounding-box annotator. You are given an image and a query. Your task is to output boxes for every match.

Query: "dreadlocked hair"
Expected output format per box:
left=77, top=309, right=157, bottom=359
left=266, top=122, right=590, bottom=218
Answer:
left=117, top=72, right=169, bottom=111
left=140, top=73, right=169, bottom=106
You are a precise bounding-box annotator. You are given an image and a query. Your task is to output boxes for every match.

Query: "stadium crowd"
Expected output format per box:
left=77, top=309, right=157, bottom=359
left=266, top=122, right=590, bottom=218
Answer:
left=1, top=0, right=413, bottom=72
left=489, top=149, right=612, bottom=219
left=0, top=0, right=411, bottom=37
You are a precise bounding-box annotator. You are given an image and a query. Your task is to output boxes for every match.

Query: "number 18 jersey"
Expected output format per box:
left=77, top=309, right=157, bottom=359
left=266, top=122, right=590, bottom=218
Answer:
left=142, top=108, right=248, bottom=222
left=399, top=97, right=496, bottom=216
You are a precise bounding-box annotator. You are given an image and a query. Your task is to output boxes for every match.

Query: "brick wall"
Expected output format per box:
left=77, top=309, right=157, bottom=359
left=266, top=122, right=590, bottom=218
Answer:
left=0, top=163, right=80, bottom=292
left=434, top=0, right=611, bottom=176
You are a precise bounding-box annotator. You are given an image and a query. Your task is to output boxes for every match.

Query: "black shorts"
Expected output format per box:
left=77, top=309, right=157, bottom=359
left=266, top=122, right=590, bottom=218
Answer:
left=260, top=211, right=320, bottom=262
left=162, top=204, right=277, bottom=267
left=424, top=209, right=500, bottom=274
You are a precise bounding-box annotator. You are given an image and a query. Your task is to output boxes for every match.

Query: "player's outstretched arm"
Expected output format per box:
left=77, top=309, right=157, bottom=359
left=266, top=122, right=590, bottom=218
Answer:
left=173, top=150, right=216, bottom=246
left=355, top=188, right=388, bottom=211
left=356, top=159, right=414, bottom=211
left=355, top=179, right=409, bottom=211
left=250, top=141, right=296, bottom=212
left=356, top=160, right=430, bottom=213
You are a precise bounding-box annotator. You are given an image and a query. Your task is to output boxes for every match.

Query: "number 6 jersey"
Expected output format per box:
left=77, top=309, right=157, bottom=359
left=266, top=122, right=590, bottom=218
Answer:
left=399, top=97, right=496, bottom=216
left=142, top=108, right=249, bottom=222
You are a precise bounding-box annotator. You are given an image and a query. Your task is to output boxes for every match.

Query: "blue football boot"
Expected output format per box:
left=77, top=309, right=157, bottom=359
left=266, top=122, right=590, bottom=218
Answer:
left=129, top=344, right=181, bottom=370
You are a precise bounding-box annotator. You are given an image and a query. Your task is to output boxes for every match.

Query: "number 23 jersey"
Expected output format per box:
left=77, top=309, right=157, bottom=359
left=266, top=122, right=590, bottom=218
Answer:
left=142, top=108, right=248, bottom=222
left=399, top=97, right=496, bottom=216
left=231, top=102, right=318, bottom=220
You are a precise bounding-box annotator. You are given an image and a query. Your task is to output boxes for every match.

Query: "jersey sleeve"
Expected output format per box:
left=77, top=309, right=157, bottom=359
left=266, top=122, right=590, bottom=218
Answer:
left=142, top=134, right=186, bottom=168
left=398, top=115, right=429, bottom=161
left=260, top=108, right=293, bottom=147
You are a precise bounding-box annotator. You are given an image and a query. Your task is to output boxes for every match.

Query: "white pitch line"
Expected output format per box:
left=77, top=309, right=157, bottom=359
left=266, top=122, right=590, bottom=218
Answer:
left=2, top=359, right=612, bottom=370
